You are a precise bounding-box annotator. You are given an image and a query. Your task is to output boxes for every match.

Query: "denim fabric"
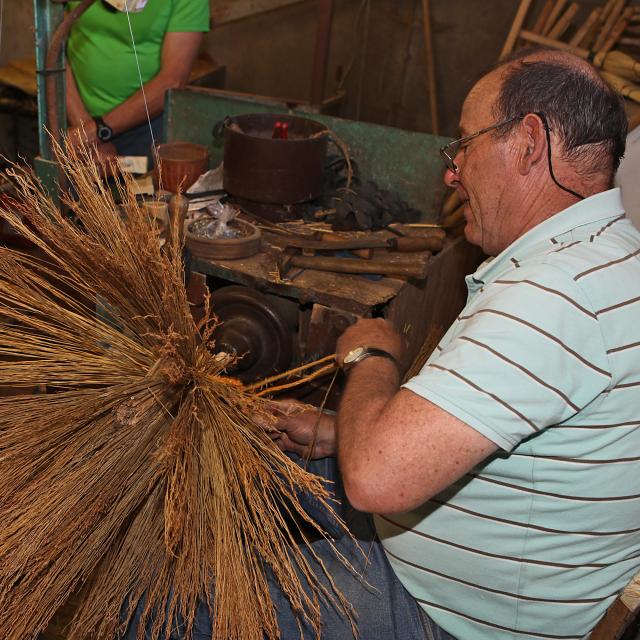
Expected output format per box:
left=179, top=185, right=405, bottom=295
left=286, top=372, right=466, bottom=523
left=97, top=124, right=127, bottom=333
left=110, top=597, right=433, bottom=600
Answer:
left=122, top=456, right=456, bottom=640
left=112, top=116, right=163, bottom=161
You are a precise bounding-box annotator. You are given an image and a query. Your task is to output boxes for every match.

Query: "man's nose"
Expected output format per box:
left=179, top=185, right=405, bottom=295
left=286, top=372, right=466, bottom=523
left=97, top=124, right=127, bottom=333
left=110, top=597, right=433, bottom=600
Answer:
left=443, top=167, right=459, bottom=188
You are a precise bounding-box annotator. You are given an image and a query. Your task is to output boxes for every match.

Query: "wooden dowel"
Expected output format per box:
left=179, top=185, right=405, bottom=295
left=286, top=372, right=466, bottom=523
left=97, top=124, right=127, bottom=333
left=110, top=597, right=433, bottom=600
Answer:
left=569, top=8, right=602, bottom=47
left=541, top=0, right=567, bottom=35
left=441, top=203, right=465, bottom=229
left=601, top=0, right=619, bottom=24
left=532, top=0, right=556, bottom=34
left=548, top=2, right=579, bottom=40
left=619, top=36, right=640, bottom=47
left=624, top=25, right=640, bottom=35
left=500, top=0, right=534, bottom=60
left=441, top=190, right=460, bottom=216
left=599, top=7, right=634, bottom=54
left=421, top=0, right=439, bottom=135
left=593, top=0, right=626, bottom=51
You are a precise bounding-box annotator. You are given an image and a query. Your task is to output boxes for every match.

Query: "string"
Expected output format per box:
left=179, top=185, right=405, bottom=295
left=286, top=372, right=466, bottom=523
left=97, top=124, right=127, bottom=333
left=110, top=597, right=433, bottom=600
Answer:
left=123, top=2, right=161, bottom=186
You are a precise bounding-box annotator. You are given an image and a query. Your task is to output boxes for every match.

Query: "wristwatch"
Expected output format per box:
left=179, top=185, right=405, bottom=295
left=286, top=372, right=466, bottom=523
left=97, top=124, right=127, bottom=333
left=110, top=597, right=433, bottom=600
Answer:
left=342, top=346, right=398, bottom=373
left=94, top=116, right=114, bottom=142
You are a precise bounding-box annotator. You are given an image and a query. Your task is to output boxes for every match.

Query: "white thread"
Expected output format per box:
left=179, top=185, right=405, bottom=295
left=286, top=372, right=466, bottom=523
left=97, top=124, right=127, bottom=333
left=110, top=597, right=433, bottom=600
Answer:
left=124, top=2, right=159, bottom=173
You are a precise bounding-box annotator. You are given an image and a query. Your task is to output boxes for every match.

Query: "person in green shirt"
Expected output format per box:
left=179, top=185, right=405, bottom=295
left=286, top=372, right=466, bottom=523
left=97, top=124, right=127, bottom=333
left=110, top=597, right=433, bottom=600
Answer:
left=66, top=0, right=210, bottom=160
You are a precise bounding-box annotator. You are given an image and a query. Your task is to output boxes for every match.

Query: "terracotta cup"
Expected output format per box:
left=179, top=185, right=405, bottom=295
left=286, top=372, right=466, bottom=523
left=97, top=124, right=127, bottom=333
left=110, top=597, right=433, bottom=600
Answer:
left=155, top=142, right=209, bottom=193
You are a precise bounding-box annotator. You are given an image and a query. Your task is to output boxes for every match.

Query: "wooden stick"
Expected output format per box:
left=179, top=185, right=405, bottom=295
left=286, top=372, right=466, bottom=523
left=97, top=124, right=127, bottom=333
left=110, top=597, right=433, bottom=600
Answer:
left=441, top=190, right=460, bottom=216
left=421, top=0, right=439, bottom=135
left=601, top=0, right=620, bottom=24
left=569, top=8, right=602, bottom=47
left=532, top=0, right=556, bottom=34
left=500, top=0, right=534, bottom=60
left=599, top=7, right=634, bottom=54
left=519, top=29, right=589, bottom=57
left=619, top=36, right=640, bottom=47
left=624, top=25, right=640, bottom=35
left=548, top=2, right=579, bottom=40
left=593, top=0, right=627, bottom=51
left=541, top=0, right=567, bottom=35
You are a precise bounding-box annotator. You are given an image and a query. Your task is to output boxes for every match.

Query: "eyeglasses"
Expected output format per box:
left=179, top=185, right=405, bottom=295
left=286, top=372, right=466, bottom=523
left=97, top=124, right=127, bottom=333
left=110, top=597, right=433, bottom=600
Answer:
left=439, top=115, right=523, bottom=173
left=439, top=111, right=585, bottom=200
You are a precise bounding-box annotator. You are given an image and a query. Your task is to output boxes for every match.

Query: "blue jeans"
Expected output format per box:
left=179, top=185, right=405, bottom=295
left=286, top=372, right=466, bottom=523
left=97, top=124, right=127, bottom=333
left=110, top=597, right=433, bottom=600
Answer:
left=123, top=456, right=457, bottom=640
left=112, top=116, right=163, bottom=162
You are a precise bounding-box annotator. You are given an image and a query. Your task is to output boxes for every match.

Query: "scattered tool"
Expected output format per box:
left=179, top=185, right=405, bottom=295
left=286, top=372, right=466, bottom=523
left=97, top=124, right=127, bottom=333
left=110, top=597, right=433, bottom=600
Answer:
left=268, top=232, right=444, bottom=254
left=277, top=247, right=430, bottom=280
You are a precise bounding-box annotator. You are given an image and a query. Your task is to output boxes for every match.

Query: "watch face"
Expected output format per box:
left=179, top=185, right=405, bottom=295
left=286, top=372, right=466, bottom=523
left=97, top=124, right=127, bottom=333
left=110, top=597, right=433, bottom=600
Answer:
left=343, top=346, right=365, bottom=364
left=97, top=123, right=112, bottom=142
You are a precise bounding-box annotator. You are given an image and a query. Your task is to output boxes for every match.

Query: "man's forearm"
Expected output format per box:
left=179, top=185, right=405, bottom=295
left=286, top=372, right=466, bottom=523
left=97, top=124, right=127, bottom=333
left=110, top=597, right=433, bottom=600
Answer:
left=101, top=72, right=176, bottom=137
left=337, top=358, right=400, bottom=505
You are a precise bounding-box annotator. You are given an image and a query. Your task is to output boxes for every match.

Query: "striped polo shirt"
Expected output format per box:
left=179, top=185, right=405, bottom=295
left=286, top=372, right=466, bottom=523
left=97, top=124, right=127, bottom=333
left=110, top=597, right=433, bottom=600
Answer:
left=378, top=188, right=640, bottom=639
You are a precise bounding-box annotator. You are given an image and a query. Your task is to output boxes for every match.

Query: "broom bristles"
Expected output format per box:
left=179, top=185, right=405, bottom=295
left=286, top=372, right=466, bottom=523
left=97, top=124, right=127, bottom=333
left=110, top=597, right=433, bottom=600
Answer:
left=0, top=141, right=357, bottom=640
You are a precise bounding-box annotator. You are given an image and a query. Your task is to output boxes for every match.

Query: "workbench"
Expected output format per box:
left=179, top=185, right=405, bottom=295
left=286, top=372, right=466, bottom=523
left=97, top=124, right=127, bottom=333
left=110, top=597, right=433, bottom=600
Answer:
left=165, top=87, right=481, bottom=379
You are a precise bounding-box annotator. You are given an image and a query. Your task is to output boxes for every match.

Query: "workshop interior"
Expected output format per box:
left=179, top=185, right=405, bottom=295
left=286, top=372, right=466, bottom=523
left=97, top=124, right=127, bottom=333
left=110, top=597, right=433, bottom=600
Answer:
left=0, top=1, right=639, bottom=639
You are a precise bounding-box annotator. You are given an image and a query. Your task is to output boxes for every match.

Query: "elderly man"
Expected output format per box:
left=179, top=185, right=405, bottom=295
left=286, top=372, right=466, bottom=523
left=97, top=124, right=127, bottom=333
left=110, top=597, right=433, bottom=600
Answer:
left=269, top=48, right=640, bottom=640
left=125, top=47, right=639, bottom=640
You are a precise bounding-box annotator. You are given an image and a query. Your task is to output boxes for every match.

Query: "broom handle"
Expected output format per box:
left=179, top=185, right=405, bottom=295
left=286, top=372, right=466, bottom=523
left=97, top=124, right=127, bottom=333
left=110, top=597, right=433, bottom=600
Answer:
left=548, top=2, right=579, bottom=40
left=593, top=0, right=626, bottom=51
left=569, top=8, right=602, bottom=47
left=542, top=0, right=567, bottom=35
left=519, top=29, right=590, bottom=57
left=500, top=0, right=534, bottom=60
left=532, top=0, right=556, bottom=34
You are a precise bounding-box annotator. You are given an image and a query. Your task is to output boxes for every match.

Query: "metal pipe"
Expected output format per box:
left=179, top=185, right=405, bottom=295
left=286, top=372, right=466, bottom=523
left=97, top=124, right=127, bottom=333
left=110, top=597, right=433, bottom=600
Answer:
left=45, top=0, right=97, bottom=145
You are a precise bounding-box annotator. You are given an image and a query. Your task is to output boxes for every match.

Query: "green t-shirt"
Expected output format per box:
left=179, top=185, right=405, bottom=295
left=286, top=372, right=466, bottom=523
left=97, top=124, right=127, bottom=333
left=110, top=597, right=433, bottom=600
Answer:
left=67, top=0, right=209, bottom=117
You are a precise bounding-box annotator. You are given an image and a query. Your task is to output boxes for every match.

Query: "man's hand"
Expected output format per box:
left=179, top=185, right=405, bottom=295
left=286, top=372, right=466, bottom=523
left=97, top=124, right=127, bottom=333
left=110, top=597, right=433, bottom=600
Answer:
left=265, top=399, right=336, bottom=459
left=336, top=318, right=405, bottom=369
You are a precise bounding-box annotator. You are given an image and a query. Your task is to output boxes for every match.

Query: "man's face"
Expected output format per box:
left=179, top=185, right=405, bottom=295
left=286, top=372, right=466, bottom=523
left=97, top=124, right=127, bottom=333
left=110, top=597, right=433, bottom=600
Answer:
left=444, top=72, right=519, bottom=256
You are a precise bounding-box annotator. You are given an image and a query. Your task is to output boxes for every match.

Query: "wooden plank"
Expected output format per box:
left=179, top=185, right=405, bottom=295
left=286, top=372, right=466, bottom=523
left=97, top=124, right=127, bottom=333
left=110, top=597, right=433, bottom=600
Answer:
left=212, top=0, right=305, bottom=25
left=190, top=250, right=403, bottom=317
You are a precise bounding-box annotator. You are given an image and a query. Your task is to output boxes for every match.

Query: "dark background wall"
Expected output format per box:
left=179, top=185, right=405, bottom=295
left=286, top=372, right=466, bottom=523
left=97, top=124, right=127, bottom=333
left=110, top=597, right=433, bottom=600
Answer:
left=0, top=0, right=638, bottom=155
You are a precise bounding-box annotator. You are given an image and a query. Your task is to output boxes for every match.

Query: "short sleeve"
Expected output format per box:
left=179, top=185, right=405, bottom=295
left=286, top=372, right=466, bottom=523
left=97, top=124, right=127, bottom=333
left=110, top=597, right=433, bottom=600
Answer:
left=166, top=0, right=210, bottom=32
left=403, top=264, right=612, bottom=451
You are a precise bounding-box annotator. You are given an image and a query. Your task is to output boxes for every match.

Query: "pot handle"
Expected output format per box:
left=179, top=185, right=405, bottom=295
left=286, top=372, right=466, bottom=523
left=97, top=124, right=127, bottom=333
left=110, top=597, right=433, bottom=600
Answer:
left=212, top=115, right=235, bottom=143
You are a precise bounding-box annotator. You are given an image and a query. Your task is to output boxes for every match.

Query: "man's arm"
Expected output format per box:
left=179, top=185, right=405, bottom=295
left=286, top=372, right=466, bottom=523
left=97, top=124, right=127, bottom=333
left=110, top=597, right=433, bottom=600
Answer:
left=336, top=319, right=497, bottom=515
left=68, top=31, right=203, bottom=145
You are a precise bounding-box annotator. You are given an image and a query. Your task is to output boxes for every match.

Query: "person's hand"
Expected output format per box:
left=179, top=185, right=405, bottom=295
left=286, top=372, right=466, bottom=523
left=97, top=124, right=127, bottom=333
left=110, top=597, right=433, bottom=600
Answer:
left=335, top=318, right=405, bottom=368
left=67, top=122, right=98, bottom=149
left=263, top=398, right=336, bottom=459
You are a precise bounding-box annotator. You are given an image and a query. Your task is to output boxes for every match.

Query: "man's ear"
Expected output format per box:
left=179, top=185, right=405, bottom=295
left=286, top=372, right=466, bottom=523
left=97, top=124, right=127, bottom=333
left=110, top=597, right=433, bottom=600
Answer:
left=517, top=113, right=546, bottom=176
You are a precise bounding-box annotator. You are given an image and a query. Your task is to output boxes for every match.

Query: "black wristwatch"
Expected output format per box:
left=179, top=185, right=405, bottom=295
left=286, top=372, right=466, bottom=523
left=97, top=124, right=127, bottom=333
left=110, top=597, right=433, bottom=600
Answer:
left=94, top=116, right=114, bottom=142
left=341, top=346, right=398, bottom=373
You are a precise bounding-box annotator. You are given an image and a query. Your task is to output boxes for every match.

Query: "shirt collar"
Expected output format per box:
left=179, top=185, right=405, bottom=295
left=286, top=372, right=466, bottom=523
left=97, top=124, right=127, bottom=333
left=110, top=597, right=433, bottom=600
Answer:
left=469, top=188, right=625, bottom=286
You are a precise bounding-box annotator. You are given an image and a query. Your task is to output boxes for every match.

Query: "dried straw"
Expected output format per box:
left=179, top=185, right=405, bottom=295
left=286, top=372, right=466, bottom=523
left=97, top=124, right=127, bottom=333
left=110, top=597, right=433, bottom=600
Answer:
left=0, top=141, right=356, bottom=640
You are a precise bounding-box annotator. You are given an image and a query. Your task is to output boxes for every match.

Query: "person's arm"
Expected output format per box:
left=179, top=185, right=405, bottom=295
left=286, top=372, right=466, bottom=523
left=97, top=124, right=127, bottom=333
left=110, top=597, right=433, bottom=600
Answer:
left=69, top=31, right=203, bottom=146
left=66, top=66, right=92, bottom=128
left=335, top=318, right=496, bottom=515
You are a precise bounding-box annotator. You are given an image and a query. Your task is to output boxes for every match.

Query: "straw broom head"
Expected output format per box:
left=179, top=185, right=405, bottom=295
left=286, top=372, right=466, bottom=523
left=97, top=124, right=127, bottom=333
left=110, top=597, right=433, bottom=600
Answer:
left=593, top=50, right=640, bottom=83
left=601, top=70, right=640, bottom=104
left=0, top=141, right=356, bottom=640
